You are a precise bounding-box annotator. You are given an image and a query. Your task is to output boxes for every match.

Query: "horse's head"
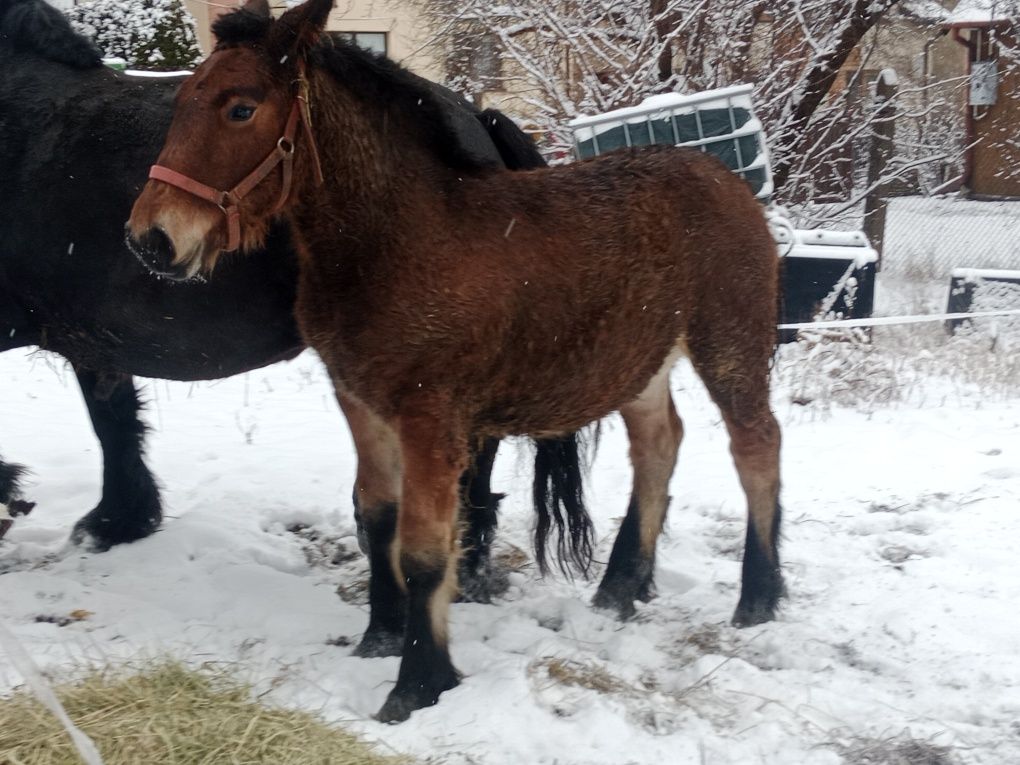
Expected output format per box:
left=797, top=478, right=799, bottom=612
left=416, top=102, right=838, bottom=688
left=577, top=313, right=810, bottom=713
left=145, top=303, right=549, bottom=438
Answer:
left=126, top=0, right=332, bottom=280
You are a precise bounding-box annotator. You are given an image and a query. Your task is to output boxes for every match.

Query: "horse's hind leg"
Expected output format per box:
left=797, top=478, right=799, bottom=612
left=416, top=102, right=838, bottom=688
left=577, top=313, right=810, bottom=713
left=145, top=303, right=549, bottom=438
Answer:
left=377, top=402, right=465, bottom=723
left=337, top=391, right=406, bottom=658
left=457, top=436, right=505, bottom=603
left=593, top=356, right=682, bottom=619
left=688, top=339, right=783, bottom=626
left=70, top=368, right=162, bottom=550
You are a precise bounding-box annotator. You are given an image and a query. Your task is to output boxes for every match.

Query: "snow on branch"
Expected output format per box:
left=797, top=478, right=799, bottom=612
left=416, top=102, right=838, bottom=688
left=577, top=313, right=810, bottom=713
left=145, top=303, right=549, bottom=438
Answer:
left=425, top=0, right=970, bottom=219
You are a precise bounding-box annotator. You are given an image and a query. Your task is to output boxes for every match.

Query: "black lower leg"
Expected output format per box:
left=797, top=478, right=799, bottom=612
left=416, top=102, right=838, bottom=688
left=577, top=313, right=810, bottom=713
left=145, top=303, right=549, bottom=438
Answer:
left=354, top=502, right=406, bottom=657
left=377, top=554, right=459, bottom=723
left=0, top=458, right=34, bottom=539
left=732, top=501, right=784, bottom=627
left=457, top=438, right=505, bottom=602
left=592, top=496, right=656, bottom=620
left=71, top=369, right=161, bottom=550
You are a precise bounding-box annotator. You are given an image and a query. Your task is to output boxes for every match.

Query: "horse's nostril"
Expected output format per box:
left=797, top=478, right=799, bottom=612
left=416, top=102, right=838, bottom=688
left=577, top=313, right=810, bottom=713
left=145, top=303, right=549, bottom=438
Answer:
left=125, top=225, right=180, bottom=278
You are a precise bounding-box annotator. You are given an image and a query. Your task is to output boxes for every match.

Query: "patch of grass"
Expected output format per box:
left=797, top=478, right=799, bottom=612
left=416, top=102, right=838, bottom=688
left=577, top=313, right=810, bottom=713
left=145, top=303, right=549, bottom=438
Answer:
left=492, top=543, right=531, bottom=575
left=828, top=730, right=959, bottom=765
left=530, top=658, right=630, bottom=695
left=336, top=576, right=370, bottom=605
left=0, top=661, right=407, bottom=765
left=776, top=320, right=1020, bottom=413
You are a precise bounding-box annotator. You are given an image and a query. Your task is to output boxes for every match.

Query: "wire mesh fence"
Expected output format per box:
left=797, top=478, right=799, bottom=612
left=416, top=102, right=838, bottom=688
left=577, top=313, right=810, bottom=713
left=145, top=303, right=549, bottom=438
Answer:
left=881, top=195, right=1020, bottom=280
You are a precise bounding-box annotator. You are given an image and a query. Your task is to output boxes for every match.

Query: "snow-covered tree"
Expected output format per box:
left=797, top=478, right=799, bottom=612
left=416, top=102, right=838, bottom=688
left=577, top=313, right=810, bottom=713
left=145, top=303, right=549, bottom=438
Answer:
left=424, top=1, right=930, bottom=209
left=66, top=0, right=202, bottom=71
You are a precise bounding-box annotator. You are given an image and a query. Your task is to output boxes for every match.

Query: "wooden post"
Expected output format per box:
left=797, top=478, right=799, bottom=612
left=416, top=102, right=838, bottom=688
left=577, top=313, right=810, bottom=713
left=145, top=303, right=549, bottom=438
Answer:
left=862, top=68, right=898, bottom=270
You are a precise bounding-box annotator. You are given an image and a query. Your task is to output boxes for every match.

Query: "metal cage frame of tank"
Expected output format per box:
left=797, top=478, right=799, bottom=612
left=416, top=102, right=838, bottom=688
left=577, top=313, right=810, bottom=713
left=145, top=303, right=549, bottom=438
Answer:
left=567, top=84, right=774, bottom=201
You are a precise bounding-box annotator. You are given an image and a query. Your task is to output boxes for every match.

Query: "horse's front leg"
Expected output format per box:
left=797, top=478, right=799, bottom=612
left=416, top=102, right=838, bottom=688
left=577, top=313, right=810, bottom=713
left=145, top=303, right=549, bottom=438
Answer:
left=70, top=368, right=161, bottom=550
left=336, top=390, right=406, bottom=658
left=376, top=404, right=466, bottom=723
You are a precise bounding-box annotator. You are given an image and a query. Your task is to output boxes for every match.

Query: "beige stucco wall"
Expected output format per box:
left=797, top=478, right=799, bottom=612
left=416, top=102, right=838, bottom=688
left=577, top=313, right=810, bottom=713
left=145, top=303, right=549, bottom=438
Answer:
left=184, top=1, right=441, bottom=79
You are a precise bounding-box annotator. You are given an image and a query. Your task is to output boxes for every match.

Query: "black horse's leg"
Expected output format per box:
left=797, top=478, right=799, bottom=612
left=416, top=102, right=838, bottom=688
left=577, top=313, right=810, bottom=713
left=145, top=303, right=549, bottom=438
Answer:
left=593, top=360, right=681, bottom=619
left=70, top=368, right=162, bottom=550
left=337, top=390, right=406, bottom=658
left=689, top=336, right=784, bottom=627
left=457, top=436, right=505, bottom=603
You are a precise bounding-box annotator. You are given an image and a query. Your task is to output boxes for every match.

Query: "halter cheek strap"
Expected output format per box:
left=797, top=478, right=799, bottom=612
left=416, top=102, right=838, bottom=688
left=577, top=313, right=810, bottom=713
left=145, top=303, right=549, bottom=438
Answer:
left=148, top=64, right=324, bottom=253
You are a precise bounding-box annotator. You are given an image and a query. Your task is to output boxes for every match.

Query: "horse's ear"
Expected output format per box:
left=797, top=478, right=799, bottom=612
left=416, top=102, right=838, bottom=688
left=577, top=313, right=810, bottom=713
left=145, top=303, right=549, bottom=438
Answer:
left=267, top=0, right=334, bottom=61
left=212, top=0, right=273, bottom=47
left=239, top=0, right=271, bottom=19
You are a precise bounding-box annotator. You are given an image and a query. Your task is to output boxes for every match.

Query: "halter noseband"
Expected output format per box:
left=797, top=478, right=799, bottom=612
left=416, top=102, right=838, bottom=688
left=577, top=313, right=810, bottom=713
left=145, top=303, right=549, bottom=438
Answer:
left=148, top=63, right=325, bottom=253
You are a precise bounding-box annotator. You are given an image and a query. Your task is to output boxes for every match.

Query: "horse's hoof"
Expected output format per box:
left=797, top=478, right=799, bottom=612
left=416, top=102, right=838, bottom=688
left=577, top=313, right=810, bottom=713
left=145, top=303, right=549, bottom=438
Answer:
left=731, top=586, right=784, bottom=627
left=352, top=629, right=404, bottom=658
left=456, top=557, right=510, bottom=604
left=635, top=576, right=657, bottom=604
left=591, top=587, right=637, bottom=621
left=732, top=571, right=785, bottom=627
left=731, top=601, right=777, bottom=627
left=374, top=670, right=459, bottom=723
left=70, top=502, right=161, bottom=552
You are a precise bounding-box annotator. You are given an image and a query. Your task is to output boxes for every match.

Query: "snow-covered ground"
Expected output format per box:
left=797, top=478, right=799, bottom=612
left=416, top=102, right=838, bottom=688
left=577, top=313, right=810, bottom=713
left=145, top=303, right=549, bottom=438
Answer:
left=1, top=318, right=1018, bottom=764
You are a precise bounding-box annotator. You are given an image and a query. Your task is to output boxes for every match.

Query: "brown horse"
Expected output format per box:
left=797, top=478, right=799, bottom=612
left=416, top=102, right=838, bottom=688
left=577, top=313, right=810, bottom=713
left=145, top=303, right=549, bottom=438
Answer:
left=127, top=0, right=783, bottom=723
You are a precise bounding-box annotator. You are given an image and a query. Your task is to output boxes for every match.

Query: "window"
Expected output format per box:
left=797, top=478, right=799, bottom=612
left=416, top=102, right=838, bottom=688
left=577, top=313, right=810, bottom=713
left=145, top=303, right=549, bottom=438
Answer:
left=333, top=32, right=387, bottom=56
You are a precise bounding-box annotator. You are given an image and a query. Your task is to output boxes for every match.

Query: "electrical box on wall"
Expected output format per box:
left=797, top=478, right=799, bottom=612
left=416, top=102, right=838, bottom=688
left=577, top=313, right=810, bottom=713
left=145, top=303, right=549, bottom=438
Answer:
left=970, top=60, right=998, bottom=106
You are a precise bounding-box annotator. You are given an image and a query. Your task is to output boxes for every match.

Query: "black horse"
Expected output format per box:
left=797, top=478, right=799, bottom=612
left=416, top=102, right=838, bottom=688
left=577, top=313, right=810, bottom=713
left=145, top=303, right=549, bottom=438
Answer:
left=0, top=0, right=587, bottom=594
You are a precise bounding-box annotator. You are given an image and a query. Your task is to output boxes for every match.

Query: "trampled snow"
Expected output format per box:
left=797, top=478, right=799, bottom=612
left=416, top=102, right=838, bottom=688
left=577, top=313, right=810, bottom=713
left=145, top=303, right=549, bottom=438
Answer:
left=1, top=338, right=1018, bottom=763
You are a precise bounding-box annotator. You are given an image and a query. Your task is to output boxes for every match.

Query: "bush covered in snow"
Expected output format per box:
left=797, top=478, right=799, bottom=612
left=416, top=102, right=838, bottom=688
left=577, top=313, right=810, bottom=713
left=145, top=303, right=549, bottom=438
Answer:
left=66, top=0, right=202, bottom=71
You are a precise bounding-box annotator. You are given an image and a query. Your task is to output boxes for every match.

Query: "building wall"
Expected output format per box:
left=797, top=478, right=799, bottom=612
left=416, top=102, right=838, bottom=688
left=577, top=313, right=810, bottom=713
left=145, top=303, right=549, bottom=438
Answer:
left=183, top=0, right=441, bottom=80
left=967, top=30, right=1020, bottom=197
left=863, top=10, right=968, bottom=194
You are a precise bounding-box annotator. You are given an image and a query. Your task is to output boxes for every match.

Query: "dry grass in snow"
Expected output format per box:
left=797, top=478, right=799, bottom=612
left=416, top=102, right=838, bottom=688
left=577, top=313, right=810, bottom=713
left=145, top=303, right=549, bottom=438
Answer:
left=0, top=661, right=407, bottom=765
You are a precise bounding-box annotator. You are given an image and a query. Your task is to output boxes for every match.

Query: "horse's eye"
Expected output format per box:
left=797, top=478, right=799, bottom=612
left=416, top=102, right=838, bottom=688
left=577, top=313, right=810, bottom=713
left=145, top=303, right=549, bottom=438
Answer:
left=228, top=104, right=256, bottom=122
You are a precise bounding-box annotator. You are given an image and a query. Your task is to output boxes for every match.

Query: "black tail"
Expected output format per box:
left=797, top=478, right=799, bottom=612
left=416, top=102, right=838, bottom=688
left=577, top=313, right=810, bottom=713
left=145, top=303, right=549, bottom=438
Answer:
left=532, top=434, right=595, bottom=578
left=476, top=108, right=547, bottom=170
left=0, top=457, right=27, bottom=505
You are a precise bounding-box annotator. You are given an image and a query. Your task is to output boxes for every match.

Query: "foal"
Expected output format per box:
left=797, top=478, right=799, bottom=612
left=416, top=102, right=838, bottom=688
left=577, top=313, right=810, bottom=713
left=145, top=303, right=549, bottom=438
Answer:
left=128, top=0, right=783, bottom=723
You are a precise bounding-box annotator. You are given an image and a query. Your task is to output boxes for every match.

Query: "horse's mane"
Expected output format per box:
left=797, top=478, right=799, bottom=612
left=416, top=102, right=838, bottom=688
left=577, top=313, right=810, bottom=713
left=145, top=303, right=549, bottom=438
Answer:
left=213, top=9, right=501, bottom=173
left=0, top=0, right=101, bottom=68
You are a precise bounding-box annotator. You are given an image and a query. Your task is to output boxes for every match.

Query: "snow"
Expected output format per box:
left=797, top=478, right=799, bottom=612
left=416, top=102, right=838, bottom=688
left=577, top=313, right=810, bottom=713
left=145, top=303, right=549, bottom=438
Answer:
left=946, top=0, right=1019, bottom=25
left=902, top=0, right=952, bottom=21
left=2, top=322, right=1020, bottom=763
left=122, top=69, right=192, bottom=78
left=953, top=267, right=1020, bottom=281
left=567, top=86, right=759, bottom=149
left=567, top=85, right=757, bottom=131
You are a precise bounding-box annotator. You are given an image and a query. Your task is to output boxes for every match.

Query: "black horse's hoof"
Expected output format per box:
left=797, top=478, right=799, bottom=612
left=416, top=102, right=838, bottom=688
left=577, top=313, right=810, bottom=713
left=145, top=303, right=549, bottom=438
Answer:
left=592, top=565, right=656, bottom=621
left=731, top=600, right=777, bottom=627
left=731, top=580, right=785, bottom=627
left=591, top=589, right=637, bottom=621
left=375, top=669, right=459, bottom=723
left=352, top=628, right=404, bottom=658
left=70, top=502, right=161, bottom=552
left=456, top=555, right=510, bottom=604
left=732, top=571, right=785, bottom=627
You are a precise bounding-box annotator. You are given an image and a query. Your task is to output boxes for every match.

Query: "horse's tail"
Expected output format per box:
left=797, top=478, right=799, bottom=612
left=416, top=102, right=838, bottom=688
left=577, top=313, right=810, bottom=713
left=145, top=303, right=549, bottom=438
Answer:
left=476, top=108, right=547, bottom=170
left=0, top=457, right=27, bottom=505
left=532, top=433, right=595, bottom=578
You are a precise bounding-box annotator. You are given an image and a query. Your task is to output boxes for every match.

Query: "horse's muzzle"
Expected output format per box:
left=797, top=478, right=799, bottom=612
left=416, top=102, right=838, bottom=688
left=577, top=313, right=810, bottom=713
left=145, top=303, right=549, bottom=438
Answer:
left=125, top=225, right=192, bottom=282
